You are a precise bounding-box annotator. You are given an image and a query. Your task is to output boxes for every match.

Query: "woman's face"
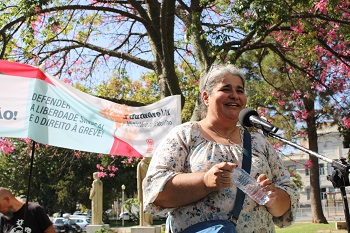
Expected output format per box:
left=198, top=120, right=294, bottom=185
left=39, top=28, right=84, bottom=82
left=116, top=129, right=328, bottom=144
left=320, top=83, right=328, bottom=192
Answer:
left=203, top=74, right=247, bottom=123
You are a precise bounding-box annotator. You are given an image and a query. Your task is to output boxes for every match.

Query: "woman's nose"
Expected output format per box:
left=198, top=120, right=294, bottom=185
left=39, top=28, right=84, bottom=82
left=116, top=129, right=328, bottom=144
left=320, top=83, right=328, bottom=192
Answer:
left=229, top=91, right=238, bottom=99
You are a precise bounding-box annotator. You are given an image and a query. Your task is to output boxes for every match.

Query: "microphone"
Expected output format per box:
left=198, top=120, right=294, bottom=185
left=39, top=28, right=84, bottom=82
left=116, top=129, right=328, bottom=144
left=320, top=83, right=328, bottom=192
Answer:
left=239, top=108, right=279, bottom=134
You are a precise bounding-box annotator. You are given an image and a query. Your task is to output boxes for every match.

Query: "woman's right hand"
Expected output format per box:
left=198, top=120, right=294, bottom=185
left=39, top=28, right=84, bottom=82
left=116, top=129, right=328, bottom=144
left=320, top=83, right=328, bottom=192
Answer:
left=203, top=162, right=236, bottom=191
left=154, top=162, right=236, bottom=208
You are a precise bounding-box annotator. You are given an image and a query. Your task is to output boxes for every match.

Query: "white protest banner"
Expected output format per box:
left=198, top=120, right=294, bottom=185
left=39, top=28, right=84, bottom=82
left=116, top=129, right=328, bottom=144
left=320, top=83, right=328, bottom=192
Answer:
left=0, top=60, right=182, bottom=157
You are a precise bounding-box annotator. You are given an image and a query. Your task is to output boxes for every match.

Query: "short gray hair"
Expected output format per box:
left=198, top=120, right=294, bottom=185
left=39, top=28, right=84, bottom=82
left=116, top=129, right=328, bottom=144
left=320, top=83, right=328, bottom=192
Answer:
left=202, top=64, right=245, bottom=94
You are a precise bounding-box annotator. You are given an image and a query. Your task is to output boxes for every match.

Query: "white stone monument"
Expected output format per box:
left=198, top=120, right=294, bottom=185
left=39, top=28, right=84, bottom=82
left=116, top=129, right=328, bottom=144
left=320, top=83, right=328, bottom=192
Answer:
left=131, top=157, right=158, bottom=233
left=87, top=172, right=109, bottom=233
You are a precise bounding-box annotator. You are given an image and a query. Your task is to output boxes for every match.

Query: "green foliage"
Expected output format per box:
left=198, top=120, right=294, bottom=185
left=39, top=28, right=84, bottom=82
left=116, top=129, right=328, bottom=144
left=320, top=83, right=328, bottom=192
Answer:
left=176, top=61, right=200, bottom=122
left=124, top=198, right=140, bottom=222
left=291, top=173, right=304, bottom=190
left=94, top=69, right=159, bottom=105
left=94, top=62, right=199, bottom=123
left=339, top=126, right=350, bottom=153
left=124, top=198, right=139, bottom=213
left=0, top=139, right=139, bottom=214
left=94, top=227, right=113, bottom=233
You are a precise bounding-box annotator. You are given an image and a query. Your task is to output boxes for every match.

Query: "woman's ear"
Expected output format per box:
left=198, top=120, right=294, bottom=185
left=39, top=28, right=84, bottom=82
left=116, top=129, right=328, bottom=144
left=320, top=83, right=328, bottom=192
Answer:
left=202, top=91, right=209, bottom=106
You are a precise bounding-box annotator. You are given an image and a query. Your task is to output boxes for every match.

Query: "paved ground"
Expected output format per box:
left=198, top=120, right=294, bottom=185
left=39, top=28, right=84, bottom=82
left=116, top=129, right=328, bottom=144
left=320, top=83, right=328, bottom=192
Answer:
left=111, top=225, right=164, bottom=233
left=111, top=228, right=131, bottom=233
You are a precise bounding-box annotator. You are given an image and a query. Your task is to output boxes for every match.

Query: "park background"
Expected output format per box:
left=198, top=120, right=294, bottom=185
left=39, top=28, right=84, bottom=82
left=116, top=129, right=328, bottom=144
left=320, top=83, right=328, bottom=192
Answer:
left=0, top=0, right=349, bottom=229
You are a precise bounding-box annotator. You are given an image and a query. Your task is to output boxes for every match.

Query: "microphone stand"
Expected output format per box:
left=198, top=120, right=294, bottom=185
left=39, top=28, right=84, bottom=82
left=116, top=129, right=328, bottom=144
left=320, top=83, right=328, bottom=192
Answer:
left=263, top=130, right=350, bottom=232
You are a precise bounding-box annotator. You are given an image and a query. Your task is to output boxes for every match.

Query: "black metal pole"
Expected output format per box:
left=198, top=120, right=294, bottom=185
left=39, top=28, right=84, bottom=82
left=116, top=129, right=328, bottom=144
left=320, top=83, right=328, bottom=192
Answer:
left=340, top=187, right=350, bottom=231
left=266, top=131, right=350, bottom=233
left=23, top=140, right=35, bottom=233
left=26, top=140, right=35, bottom=203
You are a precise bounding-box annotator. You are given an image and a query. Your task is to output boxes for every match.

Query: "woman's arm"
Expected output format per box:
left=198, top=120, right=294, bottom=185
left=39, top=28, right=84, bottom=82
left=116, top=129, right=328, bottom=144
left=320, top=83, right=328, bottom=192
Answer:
left=266, top=188, right=291, bottom=217
left=257, top=174, right=291, bottom=217
left=154, top=162, right=234, bottom=208
left=254, top=132, right=299, bottom=218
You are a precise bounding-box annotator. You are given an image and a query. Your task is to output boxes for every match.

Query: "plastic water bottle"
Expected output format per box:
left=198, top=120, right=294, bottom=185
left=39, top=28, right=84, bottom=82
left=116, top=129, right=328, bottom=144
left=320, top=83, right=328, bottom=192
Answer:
left=230, top=167, right=270, bottom=205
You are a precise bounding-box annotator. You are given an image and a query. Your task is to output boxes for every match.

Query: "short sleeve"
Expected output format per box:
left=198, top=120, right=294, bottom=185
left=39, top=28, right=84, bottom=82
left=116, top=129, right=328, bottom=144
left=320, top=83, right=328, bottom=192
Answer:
left=142, top=123, right=192, bottom=214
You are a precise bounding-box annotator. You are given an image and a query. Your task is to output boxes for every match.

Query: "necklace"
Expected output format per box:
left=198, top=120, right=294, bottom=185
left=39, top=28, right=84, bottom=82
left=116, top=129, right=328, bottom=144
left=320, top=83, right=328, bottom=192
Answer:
left=211, top=126, right=235, bottom=144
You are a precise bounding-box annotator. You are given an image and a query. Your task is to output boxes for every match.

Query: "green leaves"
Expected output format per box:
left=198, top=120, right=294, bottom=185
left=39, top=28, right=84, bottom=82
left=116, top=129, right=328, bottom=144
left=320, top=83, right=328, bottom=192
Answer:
left=0, top=139, right=139, bottom=214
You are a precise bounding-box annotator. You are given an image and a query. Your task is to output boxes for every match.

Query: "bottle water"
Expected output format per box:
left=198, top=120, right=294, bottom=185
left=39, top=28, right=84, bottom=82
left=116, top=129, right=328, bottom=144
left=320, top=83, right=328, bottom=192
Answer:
left=230, top=167, right=270, bottom=205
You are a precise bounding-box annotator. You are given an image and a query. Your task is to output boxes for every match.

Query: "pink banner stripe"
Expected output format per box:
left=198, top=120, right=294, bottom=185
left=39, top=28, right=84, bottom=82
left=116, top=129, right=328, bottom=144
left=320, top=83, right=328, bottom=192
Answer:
left=0, top=60, right=54, bottom=85
left=109, top=137, right=142, bottom=157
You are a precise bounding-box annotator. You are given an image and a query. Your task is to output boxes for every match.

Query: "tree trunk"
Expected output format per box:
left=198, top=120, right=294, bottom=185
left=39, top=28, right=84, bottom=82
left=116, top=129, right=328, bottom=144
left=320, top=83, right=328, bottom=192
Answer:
left=178, top=1, right=215, bottom=121
left=142, top=0, right=185, bottom=107
left=304, top=98, right=328, bottom=223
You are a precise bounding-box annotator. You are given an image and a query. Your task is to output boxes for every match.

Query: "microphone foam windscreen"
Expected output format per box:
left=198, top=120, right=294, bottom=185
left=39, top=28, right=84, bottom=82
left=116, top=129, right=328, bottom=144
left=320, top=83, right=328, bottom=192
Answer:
left=238, top=108, right=259, bottom=127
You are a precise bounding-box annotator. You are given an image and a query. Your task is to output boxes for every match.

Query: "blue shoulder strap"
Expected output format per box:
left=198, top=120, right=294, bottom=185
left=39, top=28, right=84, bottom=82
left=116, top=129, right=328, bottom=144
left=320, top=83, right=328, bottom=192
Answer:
left=230, top=129, right=252, bottom=225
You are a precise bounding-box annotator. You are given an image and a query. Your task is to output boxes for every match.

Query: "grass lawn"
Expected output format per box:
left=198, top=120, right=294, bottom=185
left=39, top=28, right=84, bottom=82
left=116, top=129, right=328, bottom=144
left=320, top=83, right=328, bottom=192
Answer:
left=276, top=222, right=348, bottom=233
left=110, top=220, right=348, bottom=233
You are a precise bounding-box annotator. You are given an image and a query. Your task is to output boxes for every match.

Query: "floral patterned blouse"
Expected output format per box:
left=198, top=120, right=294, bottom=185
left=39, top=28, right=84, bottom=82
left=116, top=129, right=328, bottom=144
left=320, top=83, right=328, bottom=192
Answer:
left=143, top=122, right=299, bottom=233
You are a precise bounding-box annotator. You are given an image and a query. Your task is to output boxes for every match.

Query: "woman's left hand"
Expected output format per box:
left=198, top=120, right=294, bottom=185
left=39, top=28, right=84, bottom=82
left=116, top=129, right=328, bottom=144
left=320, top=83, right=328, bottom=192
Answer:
left=257, top=174, right=276, bottom=206
left=257, top=174, right=291, bottom=217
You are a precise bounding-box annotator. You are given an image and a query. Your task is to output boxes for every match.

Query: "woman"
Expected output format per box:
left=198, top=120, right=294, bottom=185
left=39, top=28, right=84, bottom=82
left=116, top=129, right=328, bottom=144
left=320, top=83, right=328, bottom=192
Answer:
left=142, top=64, right=299, bottom=233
